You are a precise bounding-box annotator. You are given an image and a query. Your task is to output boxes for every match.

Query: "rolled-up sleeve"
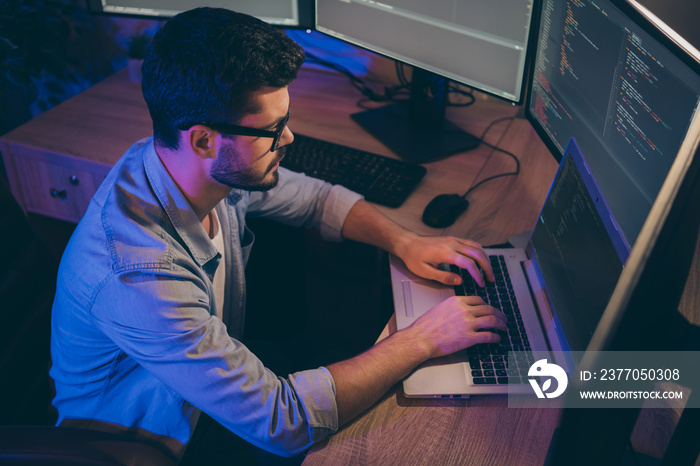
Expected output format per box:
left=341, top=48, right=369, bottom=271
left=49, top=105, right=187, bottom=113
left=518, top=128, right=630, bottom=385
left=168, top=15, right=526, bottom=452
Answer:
left=246, top=167, right=362, bottom=242
left=288, top=368, right=337, bottom=442
left=89, top=267, right=338, bottom=456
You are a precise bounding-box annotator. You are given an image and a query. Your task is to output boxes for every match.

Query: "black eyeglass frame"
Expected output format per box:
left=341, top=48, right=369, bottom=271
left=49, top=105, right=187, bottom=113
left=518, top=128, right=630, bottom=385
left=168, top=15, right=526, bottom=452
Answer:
left=178, top=112, right=290, bottom=152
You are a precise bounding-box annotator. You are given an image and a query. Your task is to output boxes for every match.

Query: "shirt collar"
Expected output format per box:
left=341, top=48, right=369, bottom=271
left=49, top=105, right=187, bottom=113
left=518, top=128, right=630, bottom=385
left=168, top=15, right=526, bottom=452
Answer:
left=142, top=139, right=221, bottom=267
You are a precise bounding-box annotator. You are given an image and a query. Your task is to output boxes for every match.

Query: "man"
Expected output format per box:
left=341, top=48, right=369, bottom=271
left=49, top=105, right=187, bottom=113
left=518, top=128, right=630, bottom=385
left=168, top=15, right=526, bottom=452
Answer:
left=50, top=7, right=506, bottom=463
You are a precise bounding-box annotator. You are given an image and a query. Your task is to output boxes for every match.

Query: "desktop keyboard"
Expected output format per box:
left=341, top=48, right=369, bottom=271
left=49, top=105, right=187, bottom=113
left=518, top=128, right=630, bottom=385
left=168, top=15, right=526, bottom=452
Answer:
left=451, top=255, right=534, bottom=385
left=281, top=134, right=427, bottom=207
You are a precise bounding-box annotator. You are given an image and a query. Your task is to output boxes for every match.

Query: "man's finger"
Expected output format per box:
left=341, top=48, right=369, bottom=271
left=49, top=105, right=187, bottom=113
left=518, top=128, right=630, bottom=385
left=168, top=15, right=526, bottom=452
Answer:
left=472, top=313, right=508, bottom=331
left=450, top=248, right=494, bottom=284
left=430, top=268, right=462, bottom=286
left=455, top=295, right=486, bottom=306
left=455, top=259, right=486, bottom=287
left=470, top=330, right=502, bottom=345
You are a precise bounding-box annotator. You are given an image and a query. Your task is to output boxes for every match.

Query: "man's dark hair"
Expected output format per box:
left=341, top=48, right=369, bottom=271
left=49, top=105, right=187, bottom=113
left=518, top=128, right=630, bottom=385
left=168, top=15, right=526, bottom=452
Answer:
left=142, top=7, right=305, bottom=149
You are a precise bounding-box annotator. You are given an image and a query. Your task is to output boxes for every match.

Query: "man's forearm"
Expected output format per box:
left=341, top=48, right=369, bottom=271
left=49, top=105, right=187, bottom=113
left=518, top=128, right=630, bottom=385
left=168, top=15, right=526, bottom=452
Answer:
left=326, top=326, right=431, bottom=426
left=325, top=293, right=507, bottom=427
left=341, top=200, right=417, bottom=257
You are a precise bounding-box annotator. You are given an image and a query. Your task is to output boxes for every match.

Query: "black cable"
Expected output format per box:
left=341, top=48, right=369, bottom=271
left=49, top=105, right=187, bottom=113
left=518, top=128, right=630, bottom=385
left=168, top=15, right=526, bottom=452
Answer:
left=448, top=86, right=476, bottom=107
left=305, top=51, right=410, bottom=106
left=464, top=141, right=520, bottom=197
left=307, top=52, right=475, bottom=113
left=395, top=61, right=410, bottom=88
left=460, top=117, right=521, bottom=198
left=356, top=94, right=409, bottom=110
left=304, top=51, right=378, bottom=98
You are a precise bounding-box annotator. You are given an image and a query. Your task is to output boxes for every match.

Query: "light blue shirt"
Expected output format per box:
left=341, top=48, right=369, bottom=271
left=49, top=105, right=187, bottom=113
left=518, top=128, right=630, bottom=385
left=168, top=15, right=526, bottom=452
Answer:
left=50, top=137, right=362, bottom=459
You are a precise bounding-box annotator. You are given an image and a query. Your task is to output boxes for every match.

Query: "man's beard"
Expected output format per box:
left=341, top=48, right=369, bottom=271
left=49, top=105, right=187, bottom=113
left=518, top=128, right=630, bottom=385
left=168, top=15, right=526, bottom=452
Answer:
left=210, top=144, right=286, bottom=192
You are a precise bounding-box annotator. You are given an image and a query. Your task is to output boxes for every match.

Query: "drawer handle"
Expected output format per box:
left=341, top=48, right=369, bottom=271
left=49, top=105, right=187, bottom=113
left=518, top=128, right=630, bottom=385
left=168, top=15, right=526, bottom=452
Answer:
left=50, top=188, right=67, bottom=199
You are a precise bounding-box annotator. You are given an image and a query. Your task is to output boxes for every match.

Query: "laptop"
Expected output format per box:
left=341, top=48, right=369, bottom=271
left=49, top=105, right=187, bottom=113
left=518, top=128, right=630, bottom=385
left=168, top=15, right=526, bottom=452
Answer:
left=390, top=138, right=630, bottom=398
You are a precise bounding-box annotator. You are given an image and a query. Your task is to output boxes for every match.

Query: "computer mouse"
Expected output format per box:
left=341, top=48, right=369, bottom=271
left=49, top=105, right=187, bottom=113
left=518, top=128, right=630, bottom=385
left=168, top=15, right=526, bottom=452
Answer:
left=422, top=194, right=470, bottom=228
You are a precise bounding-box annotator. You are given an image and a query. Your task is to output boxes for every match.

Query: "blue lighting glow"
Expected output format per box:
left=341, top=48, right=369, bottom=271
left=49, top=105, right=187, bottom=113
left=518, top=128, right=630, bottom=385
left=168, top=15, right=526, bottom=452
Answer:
left=285, top=29, right=372, bottom=77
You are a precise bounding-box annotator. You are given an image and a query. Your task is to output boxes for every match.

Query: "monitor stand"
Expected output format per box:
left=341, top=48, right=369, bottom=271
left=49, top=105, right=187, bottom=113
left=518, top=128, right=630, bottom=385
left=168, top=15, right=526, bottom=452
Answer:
left=351, top=68, right=480, bottom=163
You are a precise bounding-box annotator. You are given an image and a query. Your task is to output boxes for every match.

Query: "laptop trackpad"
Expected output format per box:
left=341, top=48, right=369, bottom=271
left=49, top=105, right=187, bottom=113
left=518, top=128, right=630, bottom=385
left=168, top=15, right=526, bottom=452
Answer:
left=402, top=280, right=453, bottom=318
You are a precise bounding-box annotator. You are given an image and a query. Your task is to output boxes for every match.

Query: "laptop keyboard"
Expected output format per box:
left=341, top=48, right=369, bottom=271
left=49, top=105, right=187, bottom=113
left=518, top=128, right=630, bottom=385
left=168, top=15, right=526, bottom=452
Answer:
left=451, top=255, right=534, bottom=385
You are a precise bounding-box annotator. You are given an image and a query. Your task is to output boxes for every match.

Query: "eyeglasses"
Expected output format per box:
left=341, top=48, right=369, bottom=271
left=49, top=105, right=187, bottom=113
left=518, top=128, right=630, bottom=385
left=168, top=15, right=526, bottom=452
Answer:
left=178, top=111, right=290, bottom=152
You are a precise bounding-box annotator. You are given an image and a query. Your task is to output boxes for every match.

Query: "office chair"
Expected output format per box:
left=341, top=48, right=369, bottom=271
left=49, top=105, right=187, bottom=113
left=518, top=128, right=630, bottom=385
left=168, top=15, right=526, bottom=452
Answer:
left=0, top=175, right=176, bottom=465
left=0, top=426, right=176, bottom=465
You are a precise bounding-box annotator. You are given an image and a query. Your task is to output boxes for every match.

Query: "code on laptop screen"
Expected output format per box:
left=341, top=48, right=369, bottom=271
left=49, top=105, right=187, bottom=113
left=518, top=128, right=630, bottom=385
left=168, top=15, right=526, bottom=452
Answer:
left=531, top=152, right=624, bottom=353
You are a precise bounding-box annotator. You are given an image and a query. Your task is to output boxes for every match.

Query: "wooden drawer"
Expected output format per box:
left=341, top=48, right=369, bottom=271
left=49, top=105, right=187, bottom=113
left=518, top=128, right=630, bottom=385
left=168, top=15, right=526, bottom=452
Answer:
left=2, top=143, right=110, bottom=223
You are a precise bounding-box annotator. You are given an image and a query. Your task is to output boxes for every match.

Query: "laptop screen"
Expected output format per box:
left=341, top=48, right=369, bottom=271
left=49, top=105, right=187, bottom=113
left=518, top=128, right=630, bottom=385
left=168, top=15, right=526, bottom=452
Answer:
left=530, top=140, right=627, bottom=354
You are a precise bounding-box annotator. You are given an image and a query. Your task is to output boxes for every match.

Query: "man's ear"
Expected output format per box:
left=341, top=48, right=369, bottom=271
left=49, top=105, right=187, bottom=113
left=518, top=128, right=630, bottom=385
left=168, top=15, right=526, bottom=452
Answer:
left=186, top=125, right=219, bottom=160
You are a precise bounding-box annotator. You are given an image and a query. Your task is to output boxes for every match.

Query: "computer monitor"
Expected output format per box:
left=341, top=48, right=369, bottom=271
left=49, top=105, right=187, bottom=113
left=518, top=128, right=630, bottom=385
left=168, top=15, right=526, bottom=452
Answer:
left=546, top=73, right=700, bottom=466
left=526, top=0, right=700, bottom=248
left=535, top=2, right=700, bottom=463
left=315, top=0, right=539, bottom=162
left=86, top=0, right=314, bottom=28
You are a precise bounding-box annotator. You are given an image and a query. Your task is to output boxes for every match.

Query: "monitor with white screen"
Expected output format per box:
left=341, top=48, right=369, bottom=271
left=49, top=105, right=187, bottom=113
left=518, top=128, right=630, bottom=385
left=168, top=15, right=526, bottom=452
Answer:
left=315, top=0, right=539, bottom=161
left=87, top=0, right=313, bottom=28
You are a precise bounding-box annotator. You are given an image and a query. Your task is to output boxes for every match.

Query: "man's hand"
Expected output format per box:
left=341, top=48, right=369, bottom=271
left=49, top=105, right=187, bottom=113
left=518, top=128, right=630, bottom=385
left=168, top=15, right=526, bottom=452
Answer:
left=328, top=295, right=506, bottom=425
left=340, top=200, right=494, bottom=286
left=408, top=296, right=507, bottom=358
left=394, top=234, right=495, bottom=287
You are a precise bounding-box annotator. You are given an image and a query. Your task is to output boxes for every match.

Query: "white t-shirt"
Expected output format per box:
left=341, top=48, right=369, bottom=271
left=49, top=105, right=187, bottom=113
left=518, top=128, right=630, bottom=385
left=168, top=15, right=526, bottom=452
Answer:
left=209, top=209, right=226, bottom=320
